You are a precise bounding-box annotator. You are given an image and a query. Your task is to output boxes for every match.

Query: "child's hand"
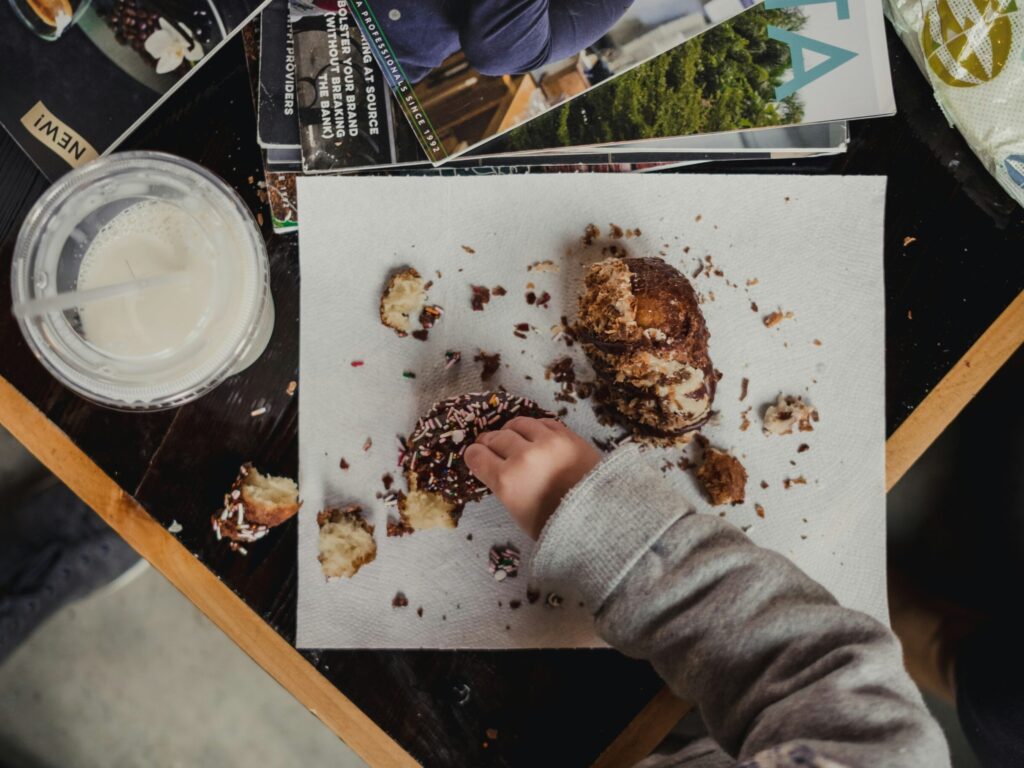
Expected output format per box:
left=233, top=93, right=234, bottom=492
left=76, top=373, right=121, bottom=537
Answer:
left=464, top=417, right=601, bottom=539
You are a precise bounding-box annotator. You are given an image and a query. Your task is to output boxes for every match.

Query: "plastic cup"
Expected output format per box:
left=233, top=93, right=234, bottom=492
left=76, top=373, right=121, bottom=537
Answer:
left=10, top=151, right=274, bottom=411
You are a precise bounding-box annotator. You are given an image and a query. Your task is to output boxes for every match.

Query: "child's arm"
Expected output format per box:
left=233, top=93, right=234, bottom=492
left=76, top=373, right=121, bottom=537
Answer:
left=466, top=418, right=949, bottom=768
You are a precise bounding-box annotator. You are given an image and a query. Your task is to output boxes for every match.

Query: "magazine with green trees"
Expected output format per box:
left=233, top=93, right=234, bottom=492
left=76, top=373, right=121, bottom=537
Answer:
left=354, top=0, right=894, bottom=163
left=488, top=1, right=894, bottom=155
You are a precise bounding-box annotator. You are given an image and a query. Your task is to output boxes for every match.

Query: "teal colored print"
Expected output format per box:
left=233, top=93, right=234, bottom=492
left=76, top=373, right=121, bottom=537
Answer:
left=768, top=26, right=859, bottom=99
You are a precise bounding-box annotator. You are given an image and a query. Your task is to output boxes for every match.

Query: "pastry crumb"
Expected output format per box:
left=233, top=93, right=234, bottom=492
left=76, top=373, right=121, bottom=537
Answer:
left=763, top=395, right=819, bottom=435
left=697, top=447, right=747, bottom=506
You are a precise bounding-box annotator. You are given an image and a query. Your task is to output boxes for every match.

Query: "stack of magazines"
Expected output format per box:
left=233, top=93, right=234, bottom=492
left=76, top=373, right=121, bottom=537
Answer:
left=259, top=0, right=896, bottom=230
left=0, top=0, right=895, bottom=229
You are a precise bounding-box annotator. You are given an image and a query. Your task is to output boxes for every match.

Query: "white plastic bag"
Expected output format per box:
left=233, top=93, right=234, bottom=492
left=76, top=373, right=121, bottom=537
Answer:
left=886, top=0, right=1024, bottom=208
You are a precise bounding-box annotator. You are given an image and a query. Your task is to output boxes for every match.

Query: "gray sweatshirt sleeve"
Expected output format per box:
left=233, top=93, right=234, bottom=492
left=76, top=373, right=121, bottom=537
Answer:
left=531, top=445, right=949, bottom=768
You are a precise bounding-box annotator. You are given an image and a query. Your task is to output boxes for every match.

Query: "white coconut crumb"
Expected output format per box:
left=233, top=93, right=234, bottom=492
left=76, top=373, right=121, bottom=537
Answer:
left=286, top=380, right=297, bottom=396
left=251, top=406, right=268, bottom=417
left=528, top=260, right=560, bottom=273
left=763, top=394, right=819, bottom=435
left=168, top=520, right=183, bottom=534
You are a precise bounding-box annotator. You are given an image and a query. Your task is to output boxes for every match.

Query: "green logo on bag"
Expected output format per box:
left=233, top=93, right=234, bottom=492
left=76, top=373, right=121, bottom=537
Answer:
left=922, top=0, right=1016, bottom=86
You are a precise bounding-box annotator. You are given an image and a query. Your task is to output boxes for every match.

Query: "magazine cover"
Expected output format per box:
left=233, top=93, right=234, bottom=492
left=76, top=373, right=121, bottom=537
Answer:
left=352, top=0, right=893, bottom=164
left=289, top=0, right=422, bottom=172
left=285, top=0, right=850, bottom=173
left=0, top=0, right=271, bottom=178
left=462, top=1, right=895, bottom=157
left=350, top=0, right=762, bottom=162
left=257, top=0, right=298, bottom=148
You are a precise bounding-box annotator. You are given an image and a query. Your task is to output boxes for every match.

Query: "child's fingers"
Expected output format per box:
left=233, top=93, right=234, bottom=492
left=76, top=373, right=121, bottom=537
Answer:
left=503, top=416, right=549, bottom=441
left=476, top=429, right=528, bottom=458
left=464, top=444, right=502, bottom=487
left=539, top=418, right=567, bottom=432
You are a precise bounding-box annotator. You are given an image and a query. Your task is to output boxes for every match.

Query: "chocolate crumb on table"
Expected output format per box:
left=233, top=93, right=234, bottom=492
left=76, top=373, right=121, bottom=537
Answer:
left=462, top=245, right=476, bottom=254
left=392, top=592, right=409, bottom=608
left=474, top=351, right=501, bottom=381
left=535, top=291, right=551, bottom=308
left=582, top=223, right=600, bottom=245
left=760, top=480, right=769, bottom=489
left=470, top=285, right=491, bottom=311
left=798, top=443, right=810, bottom=453
left=417, top=607, right=424, bottom=617
left=339, top=457, right=349, bottom=470
left=526, top=291, right=537, bottom=305
left=492, top=285, right=507, bottom=296
left=509, top=600, right=521, bottom=610
left=412, top=330, right=429, bottom=341
left=755, top=503, right=766, bottom=518
left=609, top=223, right=624, bottom=238
left=527, top=588, right=541, bottom=604
left=739, top=377, right=749, bottom=402
left=363, top=436, right=373, bottom=451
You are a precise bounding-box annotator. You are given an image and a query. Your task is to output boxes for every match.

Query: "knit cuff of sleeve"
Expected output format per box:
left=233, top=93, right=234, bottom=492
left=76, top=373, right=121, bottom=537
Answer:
left=530, top=442, right=689, bottom=611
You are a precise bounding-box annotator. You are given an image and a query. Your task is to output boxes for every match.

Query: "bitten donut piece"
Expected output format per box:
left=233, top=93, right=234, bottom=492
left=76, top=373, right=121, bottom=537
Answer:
left=380, top=267, right=426, bottom=336
left=230, top=462, right=301, bottom=527
left=211, top=463, right=300, bottom=547
left=577, top=256, right=716, bottom=440
left=697, top=447, right=747, bottom=506
left=317, top=505, right=377, bottom=579
left=398, top=392, right=552, bottom=530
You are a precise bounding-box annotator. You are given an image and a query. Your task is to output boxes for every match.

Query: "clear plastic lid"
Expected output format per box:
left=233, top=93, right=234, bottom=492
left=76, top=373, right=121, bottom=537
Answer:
left=11, top=151, right=273, bottom=411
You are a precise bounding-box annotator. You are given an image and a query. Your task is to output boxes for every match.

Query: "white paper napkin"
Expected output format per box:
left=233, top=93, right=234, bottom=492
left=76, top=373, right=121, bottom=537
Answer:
left=296, top=174, right=887, bottom=649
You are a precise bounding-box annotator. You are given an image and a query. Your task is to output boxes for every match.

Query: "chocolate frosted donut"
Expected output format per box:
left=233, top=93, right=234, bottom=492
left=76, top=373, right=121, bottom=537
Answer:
left=577, top=256, right=716, bottom=440
left=397, top=392, right=552, bottom=530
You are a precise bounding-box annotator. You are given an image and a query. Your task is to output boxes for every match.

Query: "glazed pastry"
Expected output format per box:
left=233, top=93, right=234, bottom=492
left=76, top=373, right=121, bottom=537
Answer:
left=398, top=392, right=551, bottom=530
left=577, top=256, right=716, bottom=440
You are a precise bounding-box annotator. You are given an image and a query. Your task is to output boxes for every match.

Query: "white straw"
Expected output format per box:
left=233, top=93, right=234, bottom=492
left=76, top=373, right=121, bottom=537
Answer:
left=12, top=271, right=191, bottom=320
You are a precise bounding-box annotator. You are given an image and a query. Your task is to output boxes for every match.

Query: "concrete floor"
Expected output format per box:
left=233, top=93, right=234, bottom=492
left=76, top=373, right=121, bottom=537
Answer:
left=0, top=427, right=365, bottom=768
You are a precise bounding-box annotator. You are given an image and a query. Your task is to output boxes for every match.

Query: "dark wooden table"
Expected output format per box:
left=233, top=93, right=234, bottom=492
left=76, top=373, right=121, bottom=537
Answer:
left=2, top=28, right=1023, bottom=768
